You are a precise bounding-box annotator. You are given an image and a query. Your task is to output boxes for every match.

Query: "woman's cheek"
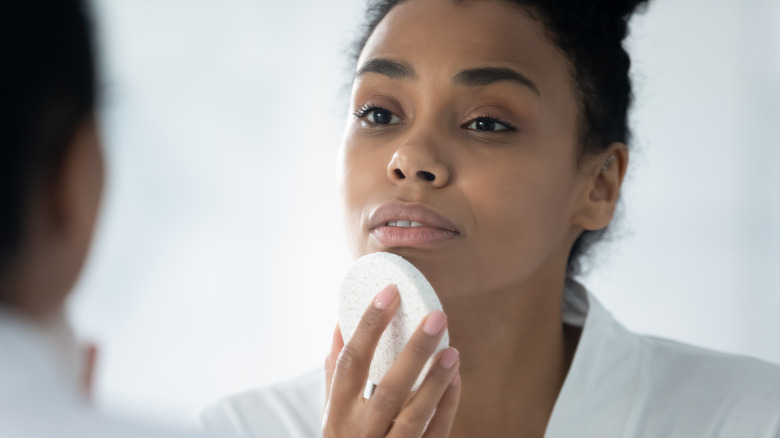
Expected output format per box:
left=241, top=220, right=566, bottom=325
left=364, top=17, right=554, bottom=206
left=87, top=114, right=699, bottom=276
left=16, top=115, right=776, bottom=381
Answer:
left=470, top=167, right=565, bottom=276
left=341, top=147, right=374, bottom=257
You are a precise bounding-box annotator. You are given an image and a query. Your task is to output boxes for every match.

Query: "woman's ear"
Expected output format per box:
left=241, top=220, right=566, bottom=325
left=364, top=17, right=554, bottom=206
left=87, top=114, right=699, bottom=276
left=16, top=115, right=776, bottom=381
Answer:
left=52, top=116, right=104, bottom=243
left=8, top=117, right=104, bottom=320
left=572, top=142, right=628, bottom=231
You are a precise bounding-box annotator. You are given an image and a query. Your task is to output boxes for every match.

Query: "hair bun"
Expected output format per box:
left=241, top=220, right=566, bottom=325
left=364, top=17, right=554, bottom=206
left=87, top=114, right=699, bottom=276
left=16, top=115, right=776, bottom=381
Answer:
left=611, top=0, right=650, bottom=18
left=563, top=0, right=649, bottom=42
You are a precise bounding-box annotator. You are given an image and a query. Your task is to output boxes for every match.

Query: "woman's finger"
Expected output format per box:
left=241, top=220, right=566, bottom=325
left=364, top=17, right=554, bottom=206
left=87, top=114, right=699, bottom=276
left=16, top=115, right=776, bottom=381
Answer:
left=421, top=372, right=461, bottom=438
left=324, top=324, right=344, bottom=401
left=363, top=310, right=448, bottom=432
left=322, top=324, right=344, bottom=434
left=389, top=347, right=459, bottom=438
left=329, top=284, right=400, bottom=407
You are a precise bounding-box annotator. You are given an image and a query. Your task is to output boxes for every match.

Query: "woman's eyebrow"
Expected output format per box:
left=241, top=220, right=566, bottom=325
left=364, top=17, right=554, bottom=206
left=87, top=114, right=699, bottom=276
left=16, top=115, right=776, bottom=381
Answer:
left=356, top=58, right=416, bottom=80
left=453, top=67, right=540, bottom=96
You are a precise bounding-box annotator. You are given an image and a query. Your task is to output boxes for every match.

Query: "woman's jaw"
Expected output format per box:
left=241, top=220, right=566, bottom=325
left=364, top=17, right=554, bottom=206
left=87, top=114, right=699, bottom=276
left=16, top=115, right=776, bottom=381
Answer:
left=336, top=0, right=626, bottom=434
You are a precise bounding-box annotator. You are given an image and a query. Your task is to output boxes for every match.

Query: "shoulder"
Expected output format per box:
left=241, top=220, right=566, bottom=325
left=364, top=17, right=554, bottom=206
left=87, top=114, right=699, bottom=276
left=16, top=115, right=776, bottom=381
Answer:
left=197, top=369, right=325, bottom=438
left=638, top=335, right=780, bottom=400
left=552, top=288, right=780, bottom=437
left=1, top=402, right=200, bottom=438
left=629, top=335, right=780, bottom=436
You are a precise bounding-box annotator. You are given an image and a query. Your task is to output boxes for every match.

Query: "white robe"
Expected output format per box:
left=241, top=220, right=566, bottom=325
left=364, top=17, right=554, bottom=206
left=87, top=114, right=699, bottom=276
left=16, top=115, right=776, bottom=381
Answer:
left=197, top=282, right=780, bottom=437
left=0, top=308, right=209, bottom=438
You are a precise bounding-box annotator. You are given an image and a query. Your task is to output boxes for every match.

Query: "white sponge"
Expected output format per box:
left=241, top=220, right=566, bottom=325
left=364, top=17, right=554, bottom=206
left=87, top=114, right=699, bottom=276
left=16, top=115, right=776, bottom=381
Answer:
left=338, top=252, right=449, bottom=391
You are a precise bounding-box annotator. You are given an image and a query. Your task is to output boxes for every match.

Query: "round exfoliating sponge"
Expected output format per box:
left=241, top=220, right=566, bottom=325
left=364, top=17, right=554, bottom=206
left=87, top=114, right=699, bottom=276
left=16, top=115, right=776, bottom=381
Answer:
left=338, top=252, right=449, bottom=391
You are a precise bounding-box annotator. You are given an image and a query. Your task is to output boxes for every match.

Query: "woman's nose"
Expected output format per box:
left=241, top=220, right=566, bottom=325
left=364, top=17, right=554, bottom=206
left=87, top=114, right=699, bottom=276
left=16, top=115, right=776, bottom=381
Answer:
left=386, top=144, right=450, bottom=188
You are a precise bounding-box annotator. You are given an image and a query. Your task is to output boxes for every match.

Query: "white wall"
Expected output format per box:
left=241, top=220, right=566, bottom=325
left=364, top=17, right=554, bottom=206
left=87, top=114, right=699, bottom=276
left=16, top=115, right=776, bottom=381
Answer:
left=70, top=0, right=780, bottom=428
left=588, top=0, right=780, bottom=363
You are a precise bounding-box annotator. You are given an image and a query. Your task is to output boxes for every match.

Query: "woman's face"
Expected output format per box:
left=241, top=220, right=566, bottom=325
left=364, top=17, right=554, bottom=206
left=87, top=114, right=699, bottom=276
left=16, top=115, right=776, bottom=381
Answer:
left=339, top=0, right=598, bottom=300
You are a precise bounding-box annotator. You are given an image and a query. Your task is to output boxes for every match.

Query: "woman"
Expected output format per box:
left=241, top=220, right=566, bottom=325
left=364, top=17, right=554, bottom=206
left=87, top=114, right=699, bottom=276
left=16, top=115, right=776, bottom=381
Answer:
left=0, top=1, right=225, bottom=437
left=199, top=0, right=780, bottom=436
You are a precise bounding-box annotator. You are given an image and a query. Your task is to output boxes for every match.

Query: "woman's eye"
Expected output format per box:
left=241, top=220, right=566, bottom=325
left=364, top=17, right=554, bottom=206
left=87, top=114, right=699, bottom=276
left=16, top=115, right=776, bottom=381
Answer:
left=354, top=106, right=401, bottom=126
left=368, top=109, right=400, bottom=125
left=466, top=117, right=512, bottom=132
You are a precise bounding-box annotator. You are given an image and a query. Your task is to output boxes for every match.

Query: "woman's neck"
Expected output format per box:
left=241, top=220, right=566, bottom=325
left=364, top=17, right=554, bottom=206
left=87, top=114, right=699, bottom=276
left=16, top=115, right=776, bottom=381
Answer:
left=442, top=270, right=578, bottom=438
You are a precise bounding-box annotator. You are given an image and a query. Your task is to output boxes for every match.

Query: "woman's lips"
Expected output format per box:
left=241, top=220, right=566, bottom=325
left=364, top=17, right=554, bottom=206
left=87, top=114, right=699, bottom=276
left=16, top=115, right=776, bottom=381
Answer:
left=371, top=225, right=458, bottom=248
left=368, top=202, right=460, bottom=248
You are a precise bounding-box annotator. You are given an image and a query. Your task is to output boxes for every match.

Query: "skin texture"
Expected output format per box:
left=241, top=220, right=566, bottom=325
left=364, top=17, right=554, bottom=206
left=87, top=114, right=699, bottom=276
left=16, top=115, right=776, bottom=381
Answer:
left=338, top=0, right=628, bottom=435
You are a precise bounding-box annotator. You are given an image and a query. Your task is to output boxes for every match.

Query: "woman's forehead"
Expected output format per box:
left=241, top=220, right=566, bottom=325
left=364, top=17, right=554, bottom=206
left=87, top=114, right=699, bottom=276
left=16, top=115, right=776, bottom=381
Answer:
left=354, top=0, right=579, bottom=130
left=357, top=0, right=570, bottom=93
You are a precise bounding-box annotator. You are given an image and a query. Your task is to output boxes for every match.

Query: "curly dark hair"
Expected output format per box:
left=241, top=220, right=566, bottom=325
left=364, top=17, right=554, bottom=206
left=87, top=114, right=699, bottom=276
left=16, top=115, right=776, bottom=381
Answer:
left=0, top=0, right=96, bottom=285
left=350, top=0, right=649, bottom=278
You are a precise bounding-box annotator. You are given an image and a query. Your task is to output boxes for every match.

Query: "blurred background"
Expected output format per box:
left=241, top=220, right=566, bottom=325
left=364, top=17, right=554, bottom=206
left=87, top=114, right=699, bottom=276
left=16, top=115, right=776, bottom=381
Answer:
left=70, top=0, right=780, bottom=428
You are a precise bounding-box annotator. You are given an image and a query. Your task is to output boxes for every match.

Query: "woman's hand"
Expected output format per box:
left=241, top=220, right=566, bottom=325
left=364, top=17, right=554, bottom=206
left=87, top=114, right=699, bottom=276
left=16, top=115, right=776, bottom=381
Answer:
left=323, top=284, right=461, bottom=438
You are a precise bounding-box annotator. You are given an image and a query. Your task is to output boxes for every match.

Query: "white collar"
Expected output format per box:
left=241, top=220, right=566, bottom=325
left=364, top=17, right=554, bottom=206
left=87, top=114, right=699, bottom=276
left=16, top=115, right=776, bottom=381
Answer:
left=0, top=307, right=85, bottom=406
left=562, top=278, right=590, bottom=327
left=546, top=281, right=642, bottom=437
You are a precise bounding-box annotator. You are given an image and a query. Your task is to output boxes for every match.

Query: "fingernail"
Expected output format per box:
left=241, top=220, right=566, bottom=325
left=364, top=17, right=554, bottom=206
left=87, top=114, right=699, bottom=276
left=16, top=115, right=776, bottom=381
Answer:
left=374, top=285, right=398, bottom=309
left=449, top=373, right=461, bottom=387
left=439, top=348, right=459, bottom=369
left=423, top=310, right=447, bottom=336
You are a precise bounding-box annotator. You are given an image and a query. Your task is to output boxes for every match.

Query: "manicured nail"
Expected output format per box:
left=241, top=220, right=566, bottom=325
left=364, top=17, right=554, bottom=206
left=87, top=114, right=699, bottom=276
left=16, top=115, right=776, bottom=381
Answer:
left=439, top=347, right=459, bottom=369
left=374, top=285, right=398, bottom=309
left=423, top=310, right=447, bottom=336
left=449, top=372, right=461, bottom=387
